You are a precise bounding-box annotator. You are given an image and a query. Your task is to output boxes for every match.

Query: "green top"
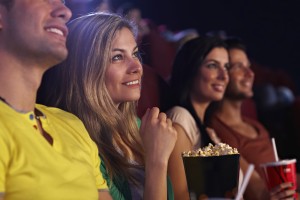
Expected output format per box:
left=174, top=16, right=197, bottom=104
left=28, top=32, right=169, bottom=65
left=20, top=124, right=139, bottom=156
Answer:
left=99, top=117, right=174, bottom=200
left=100, top=161, right=174, bottom=200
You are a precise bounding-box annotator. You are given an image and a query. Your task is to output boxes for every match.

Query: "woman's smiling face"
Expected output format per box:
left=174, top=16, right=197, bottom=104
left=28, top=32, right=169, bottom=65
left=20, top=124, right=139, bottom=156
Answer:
left=105, top=27, right=143, bottom=106
left=191, top=47, right=229, bottom=103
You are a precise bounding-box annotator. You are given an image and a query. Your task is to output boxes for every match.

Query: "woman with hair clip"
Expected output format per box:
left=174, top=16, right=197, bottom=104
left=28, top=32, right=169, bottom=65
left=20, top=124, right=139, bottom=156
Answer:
left=38, top=12, right=177, bottom=200
left=165, top=36, right=229, bottom=200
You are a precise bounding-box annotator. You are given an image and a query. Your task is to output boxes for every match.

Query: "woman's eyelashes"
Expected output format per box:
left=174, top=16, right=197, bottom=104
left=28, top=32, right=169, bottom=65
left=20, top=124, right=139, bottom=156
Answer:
left=111, top=51, right=142, bottom=63
left=112, top=54, right=123, bottom=62
left=133, top=51, right=142, bottom=62
left=206, top=62, right=218, bottom=69
left=205, top=62, right=229, bottom=71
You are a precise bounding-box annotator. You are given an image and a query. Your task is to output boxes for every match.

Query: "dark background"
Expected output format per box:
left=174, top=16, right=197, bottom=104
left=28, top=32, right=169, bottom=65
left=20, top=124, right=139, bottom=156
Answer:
left=67, top=0, right=300, bottom=94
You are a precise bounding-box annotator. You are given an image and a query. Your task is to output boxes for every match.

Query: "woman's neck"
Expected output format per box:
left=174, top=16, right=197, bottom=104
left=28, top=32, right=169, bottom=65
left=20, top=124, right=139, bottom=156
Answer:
left=190, top=99, right=210, bottom=121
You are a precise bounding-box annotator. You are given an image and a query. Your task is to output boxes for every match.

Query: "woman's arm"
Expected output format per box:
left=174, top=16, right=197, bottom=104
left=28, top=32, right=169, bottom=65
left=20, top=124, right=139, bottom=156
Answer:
left=140, top=107, right=177, bottom=200
left=98, top=191, right=113, bottom=200
left=168, top=123, right=192, bottom=200
left=240, top=157, right=269, bottom=200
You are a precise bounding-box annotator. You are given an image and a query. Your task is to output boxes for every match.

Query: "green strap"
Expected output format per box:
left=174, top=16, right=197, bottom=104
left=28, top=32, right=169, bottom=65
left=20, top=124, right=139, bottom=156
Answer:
left=100, top=161, right=131, bottom=200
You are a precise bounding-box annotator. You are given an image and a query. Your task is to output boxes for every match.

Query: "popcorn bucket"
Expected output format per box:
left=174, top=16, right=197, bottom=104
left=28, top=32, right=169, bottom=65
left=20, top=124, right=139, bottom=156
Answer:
left=182, top=154, right=240, bottom=200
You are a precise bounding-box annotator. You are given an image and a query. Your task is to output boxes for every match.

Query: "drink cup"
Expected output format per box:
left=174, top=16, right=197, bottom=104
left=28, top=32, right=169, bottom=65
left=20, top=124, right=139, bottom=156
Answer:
left=260, top=159, right=297, bottom=198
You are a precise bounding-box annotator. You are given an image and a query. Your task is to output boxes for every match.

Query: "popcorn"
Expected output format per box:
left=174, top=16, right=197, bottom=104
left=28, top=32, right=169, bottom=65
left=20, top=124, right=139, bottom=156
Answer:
left=182, top=143, right=239, bottom=157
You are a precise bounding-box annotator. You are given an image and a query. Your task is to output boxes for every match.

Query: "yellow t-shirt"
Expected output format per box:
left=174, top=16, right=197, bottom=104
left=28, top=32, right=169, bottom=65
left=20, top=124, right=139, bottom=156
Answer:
left=0, top=102, right=108, bottom=200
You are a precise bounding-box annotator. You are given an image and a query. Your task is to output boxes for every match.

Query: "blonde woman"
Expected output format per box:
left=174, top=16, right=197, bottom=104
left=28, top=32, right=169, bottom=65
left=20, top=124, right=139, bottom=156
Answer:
left=39, top=12, right=177, bottom=200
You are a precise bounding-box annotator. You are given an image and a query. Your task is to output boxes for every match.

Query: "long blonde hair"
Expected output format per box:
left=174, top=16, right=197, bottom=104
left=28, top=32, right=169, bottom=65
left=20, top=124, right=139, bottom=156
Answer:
left=39, top=12, right=144, bottom=182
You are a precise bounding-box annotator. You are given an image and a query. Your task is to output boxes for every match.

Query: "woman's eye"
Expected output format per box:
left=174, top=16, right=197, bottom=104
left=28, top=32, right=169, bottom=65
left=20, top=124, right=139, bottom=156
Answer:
left=133, top=51, right=142, bottom=62
left=133, top=51, right=141, bottom=58
left=133, top=51, right=139, bottom=58
left=207, top=63, right=218, bottom=69
left=112, top=54, right=123, bottom=61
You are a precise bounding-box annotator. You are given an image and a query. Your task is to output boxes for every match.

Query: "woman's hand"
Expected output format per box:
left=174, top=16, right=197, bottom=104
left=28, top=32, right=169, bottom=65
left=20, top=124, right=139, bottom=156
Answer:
left=269, top=182, right=296, bottom=200
left=140, top=107, right=177, bottom=165
left=140, top=107, right=177, bottom=200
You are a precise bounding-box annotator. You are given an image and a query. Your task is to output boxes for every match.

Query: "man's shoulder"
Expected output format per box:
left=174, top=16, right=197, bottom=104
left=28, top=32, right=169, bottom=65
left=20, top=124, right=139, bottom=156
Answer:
left=243, top=116, right=269, bottom=133
left=35, top=104, right=93, bottom=144
left=36, top=104, right=80, bottom=121
left=35, top=104, right=87, bottom=131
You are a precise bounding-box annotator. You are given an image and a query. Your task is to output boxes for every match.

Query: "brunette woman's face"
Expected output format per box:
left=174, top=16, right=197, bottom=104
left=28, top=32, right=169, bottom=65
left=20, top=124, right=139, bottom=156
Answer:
left=191, top=47, right=229, bottom=103
left=105, top=27, right=143, bottom=106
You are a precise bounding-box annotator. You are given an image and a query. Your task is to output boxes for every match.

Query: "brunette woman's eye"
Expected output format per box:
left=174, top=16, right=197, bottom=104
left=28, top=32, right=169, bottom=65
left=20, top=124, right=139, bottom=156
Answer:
left=207, top=63, right=218, bottom=69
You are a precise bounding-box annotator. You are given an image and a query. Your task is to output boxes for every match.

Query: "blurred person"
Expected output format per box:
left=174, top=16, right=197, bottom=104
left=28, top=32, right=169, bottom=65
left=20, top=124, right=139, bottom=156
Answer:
left=207, top=38, right=297, bottom=199
left=117, top=2, right=150, bottom=44
left=38, top=12, right=177, bottom=200
left=0, top=1, right=111, bottom=200
left=95, top=0, right=111, bottom=12
left=165, top=36, right=229, bottom=200
left=172, top=28, right=199, bottom=52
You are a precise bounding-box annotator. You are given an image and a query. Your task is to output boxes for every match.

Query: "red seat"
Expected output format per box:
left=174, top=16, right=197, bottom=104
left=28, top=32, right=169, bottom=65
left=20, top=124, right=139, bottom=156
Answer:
left=137, top=64, right=169, bottom=118
left=142, top=26, right=177, bottom=82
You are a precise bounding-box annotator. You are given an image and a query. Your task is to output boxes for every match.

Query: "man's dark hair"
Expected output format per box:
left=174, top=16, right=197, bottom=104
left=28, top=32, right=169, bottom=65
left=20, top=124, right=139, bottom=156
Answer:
left=225, top=37, right=247, bottom=52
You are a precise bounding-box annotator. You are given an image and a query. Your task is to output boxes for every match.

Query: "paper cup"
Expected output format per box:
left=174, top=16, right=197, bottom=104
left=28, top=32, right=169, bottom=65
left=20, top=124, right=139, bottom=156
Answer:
left=260, top=159, right=297, bottom=198
left=182, top=154, right=240, bottom=199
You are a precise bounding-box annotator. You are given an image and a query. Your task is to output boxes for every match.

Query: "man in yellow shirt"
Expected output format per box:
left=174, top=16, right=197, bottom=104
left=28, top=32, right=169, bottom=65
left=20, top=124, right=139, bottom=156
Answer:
left=0, top=0, right=111, bottom=199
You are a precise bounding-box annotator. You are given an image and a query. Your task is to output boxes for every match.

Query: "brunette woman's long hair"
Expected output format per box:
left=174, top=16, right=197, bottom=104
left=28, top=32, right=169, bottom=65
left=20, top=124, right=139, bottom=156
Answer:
left=167, top=36, right=228, bottom=146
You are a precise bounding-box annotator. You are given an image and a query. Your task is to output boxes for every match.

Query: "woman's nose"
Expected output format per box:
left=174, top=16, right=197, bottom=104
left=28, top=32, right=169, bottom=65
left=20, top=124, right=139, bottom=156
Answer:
left=129, top=59, right=143, bottom=74
left=218, top=67, right=229, bottom=81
